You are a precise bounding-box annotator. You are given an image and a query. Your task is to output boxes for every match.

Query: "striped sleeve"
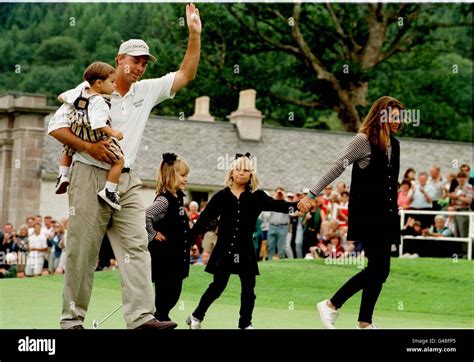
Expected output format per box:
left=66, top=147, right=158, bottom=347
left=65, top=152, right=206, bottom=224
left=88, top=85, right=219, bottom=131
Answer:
left=309, top=133, right=371, bottom=197
left=145, top=196, right=169, bottom=242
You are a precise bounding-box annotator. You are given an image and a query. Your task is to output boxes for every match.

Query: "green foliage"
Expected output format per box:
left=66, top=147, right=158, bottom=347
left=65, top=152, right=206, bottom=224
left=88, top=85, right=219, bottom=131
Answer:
left=0, top=3, right=471, bottom=142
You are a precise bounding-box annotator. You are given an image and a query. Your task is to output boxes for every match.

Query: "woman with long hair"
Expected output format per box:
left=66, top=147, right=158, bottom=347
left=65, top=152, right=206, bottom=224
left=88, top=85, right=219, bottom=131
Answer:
left=298, top=96, right=404, bottom=329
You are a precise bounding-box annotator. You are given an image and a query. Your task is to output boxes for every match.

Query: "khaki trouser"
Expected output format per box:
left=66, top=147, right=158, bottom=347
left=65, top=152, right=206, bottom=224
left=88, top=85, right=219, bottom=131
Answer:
left=60, top=161, right=155, bottom=329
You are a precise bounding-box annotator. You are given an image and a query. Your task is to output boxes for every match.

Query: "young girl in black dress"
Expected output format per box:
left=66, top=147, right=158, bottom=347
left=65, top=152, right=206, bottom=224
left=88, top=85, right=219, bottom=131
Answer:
left=145, top=153, right=191, bottom=324
left=186, top=153, right=296, bottom=329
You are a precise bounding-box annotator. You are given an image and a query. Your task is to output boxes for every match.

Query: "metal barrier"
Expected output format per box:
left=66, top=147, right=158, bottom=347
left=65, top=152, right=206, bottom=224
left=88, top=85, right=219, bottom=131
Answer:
left=399, top=209, right=474, bottom=260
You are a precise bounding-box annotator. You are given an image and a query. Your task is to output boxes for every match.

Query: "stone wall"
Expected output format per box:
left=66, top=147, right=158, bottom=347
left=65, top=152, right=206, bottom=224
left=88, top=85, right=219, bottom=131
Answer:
left=0, top=93, right=54, bottom=226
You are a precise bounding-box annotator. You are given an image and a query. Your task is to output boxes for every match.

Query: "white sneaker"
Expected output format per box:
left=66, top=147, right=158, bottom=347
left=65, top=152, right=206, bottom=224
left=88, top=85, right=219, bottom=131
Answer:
left=186, top=314, right=201, bottom=329
left=316, top=300, right=339, bottom=329
left=98, top=188, right=121, bottom=211
left=243, top=324, right=254, bottom=329
left=357, top=324, right=378, bottom=329
left=55, top=174, right=70, bottom=194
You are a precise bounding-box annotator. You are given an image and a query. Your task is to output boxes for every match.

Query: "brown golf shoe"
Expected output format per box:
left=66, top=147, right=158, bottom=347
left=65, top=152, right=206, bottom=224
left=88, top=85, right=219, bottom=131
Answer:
left=134, top=318, right=177, bottom=330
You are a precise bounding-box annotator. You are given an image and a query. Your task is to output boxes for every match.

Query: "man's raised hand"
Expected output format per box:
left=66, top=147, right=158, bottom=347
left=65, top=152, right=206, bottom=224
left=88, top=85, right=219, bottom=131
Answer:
left=186, top=3, right=201, bottom=35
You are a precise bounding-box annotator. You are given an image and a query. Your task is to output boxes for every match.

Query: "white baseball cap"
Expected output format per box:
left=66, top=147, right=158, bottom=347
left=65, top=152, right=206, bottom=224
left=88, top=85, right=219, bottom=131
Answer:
left=118, top=39, right=157, bottom=62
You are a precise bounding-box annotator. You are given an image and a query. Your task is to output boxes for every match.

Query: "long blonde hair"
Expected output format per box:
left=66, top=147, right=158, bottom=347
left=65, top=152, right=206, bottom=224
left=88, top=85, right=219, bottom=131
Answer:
left=359, top=96, right=405, bottom=151
left=156, top=154, right=190, bottom=194
left=225, top=155, right=259, bottom=192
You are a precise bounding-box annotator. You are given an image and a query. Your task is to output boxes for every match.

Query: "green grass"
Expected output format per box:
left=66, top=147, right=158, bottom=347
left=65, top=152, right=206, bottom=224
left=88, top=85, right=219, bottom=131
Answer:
left=1, top=258, right=473, bottom=329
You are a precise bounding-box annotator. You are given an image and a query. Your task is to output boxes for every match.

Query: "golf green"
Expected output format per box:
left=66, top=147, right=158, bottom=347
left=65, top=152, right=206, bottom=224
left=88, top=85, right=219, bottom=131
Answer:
left=1, top=258, right=472, bottom=329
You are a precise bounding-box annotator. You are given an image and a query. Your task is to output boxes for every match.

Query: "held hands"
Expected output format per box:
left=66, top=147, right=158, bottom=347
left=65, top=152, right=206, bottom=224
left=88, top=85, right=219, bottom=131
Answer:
left=297, top=195, right=316, bottom=213
left=154, top=232, right=167, bottom=242
left=186, top=3, right=202, bottom=35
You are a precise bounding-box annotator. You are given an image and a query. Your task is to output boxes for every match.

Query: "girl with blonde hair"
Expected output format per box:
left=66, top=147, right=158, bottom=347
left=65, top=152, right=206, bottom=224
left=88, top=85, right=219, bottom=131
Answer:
left=186, top=153, right=297, bottom=329
left=145, top=153, right=190, bottom=326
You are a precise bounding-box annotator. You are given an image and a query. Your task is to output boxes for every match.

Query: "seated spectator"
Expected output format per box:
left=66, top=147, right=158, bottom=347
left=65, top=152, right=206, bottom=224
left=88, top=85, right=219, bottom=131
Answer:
left=307, top=221, right=330, bottom=259
left=398, top=179, right=413, bottom=209
left=317, top=220, right=331, bottom=243
left=400, top=217, right=422, bottom=258
left=329, top=220, right=340, bottom=235
left=0, top=253, right=18, bottom=278
left=310, top=233, right=344, bottom=259
left=326, top=233, right=345, bottom=259
left=401, top=217, right=422, bottom=236
left=25, top=222, right=48, bottom=277
left=190, top=245, right=203, bottom=265
left=444, top=206, right=457, bottom=237
left=422, top=215, right=453, bottom=238
left=339, top=226, right=354, bottom=254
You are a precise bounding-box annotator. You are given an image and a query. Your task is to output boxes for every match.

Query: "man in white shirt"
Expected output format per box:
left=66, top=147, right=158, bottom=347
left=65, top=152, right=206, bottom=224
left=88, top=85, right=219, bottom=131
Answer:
left=48, top=4, right=201, bottom=330
left=25, top=222, right=48, bottom=277
left=428, top=165, right=445, bottom=211
left=410, top=172, right=436, bottom=228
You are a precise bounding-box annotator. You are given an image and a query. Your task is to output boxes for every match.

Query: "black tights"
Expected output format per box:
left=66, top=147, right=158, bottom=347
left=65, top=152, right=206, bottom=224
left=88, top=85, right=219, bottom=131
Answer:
left=154, top=278, right=183, bottom=322
left=193, top=272, right=256, bottom=329
left=330, top=241, right=391, bottom=323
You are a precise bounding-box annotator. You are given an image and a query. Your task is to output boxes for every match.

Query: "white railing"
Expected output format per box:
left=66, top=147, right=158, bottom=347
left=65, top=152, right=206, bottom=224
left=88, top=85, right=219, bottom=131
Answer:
left=399, top=209, right=474, bottom=260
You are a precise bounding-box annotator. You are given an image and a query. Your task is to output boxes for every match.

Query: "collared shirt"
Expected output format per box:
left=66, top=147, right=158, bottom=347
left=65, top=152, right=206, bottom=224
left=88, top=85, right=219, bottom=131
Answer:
left=411, top=182, right=436, bottom=209
left=28, top=233, right=48, bottom=258
left=428, top=177, right=445, bottom=201
left=452, top=183, right=473, bottom=209
left=48, top=72, right=176, bottom=169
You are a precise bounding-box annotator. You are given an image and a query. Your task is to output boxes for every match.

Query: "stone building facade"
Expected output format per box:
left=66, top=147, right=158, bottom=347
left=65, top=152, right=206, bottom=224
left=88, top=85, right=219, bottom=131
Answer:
left=0, top=91, right=472, bottom=226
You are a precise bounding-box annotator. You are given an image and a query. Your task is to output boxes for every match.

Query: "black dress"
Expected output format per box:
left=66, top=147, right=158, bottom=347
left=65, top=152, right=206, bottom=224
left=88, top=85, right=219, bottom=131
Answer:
left=147, top=190, right=191, bottom=284
left=191, top=186, right=297, bottom=275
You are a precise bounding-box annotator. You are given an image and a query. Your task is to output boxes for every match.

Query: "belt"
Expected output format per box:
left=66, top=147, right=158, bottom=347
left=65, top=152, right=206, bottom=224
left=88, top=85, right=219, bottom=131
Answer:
left=122, top=167, right=131, bottom=173
left=270, top=223, right=288, bottom=226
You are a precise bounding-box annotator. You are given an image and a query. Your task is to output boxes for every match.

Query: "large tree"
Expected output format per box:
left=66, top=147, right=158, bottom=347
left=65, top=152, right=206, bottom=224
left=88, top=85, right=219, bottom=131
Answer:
left=225, top=3, right=472, bottom=131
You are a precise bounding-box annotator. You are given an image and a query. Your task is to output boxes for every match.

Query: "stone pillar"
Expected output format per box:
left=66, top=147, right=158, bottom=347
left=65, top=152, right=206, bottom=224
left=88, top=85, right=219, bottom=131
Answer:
left=188, top=96, right=215, bottom=122
left=227, top=89, right=263, bottom=141
left=0, top=93, right=53, bottom=227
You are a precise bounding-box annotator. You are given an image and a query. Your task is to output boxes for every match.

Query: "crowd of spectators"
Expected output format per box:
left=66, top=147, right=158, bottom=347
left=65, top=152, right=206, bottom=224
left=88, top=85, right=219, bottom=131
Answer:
left=1, top=164, right=472, bottom=278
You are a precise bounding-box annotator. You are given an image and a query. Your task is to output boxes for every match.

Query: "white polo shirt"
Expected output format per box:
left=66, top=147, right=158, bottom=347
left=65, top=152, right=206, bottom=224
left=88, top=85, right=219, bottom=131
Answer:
left=48, top=72, right=176, bottom=170
left=28, top=233, right=48, bottom=258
